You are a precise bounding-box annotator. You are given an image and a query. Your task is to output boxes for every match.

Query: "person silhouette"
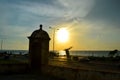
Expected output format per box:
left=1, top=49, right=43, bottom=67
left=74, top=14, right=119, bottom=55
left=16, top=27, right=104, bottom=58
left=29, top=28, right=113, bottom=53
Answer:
left=64, top=47, right=72, bottom=59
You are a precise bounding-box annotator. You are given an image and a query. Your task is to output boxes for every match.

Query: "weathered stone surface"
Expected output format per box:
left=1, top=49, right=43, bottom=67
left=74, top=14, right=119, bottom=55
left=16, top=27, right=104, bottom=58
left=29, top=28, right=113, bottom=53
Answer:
left=28, top=24, right=50, bottom=71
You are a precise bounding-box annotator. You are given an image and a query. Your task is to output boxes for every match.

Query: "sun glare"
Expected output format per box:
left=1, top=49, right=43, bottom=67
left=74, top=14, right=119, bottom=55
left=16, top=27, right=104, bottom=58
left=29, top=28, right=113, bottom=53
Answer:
left=57, top=28, right=69, bottom=42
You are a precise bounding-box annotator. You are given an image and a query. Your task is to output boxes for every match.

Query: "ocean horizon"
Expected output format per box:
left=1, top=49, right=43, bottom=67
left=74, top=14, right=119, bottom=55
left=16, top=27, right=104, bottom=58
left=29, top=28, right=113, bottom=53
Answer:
left=0, top=50, right=120, bottom=57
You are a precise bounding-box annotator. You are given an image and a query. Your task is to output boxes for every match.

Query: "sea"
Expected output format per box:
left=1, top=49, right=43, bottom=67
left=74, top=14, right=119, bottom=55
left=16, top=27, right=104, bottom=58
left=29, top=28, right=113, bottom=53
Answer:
left=0, top=50, right=120, bottom=57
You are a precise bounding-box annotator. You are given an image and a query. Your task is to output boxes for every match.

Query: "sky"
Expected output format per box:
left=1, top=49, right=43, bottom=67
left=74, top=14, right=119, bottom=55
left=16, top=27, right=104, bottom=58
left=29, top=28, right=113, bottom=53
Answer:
left=0, top=0, right=120, bottom=50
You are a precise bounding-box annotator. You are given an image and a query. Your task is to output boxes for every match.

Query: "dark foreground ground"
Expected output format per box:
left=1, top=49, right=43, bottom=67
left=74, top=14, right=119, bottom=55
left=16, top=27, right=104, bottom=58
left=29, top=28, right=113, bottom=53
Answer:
left=0, top=73, right=65, bottom=80
left=0, top=56, right=120, bottom=80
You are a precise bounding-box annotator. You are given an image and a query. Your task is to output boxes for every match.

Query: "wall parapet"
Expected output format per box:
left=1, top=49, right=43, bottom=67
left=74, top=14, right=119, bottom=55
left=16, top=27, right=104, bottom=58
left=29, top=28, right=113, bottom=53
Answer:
left=42, top=64, right=120, bottom=80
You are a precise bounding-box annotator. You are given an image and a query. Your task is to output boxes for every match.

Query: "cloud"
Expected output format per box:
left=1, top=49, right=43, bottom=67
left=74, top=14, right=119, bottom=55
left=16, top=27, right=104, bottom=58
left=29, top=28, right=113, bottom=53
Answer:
left=16, top=0, right=95, bottom=23
left=1, top=0, right=119, bottom=50
left=85, top=0, right=120, bottom=28
left=0, top=25, right=28, bottom=38
left=0, top=0, right=95, bottom=28
left=57, top=0, right=95, bottom=18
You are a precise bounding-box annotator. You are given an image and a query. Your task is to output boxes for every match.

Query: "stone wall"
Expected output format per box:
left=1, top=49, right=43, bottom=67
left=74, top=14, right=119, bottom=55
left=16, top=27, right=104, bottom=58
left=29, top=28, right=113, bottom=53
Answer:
left=0, top=63, right=29, bottom=74
left=42, top=65, right=120, bottom=80
left=0, top=63, right=120, bottom=80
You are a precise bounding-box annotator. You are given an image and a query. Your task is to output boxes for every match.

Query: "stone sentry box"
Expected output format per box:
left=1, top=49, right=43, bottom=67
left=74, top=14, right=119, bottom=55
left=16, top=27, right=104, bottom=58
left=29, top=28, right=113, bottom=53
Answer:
left=28, top=24, right=50, bottom=71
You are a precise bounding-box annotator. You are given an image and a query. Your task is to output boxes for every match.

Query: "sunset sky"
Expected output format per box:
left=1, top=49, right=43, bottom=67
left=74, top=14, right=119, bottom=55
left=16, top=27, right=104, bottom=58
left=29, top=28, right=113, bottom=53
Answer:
left=0, top=0, right=120, bottom=50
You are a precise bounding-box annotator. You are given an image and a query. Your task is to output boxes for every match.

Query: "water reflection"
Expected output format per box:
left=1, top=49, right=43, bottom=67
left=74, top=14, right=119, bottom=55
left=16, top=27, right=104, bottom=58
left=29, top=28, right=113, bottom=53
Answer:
left=58, top=50, right=66, bottom=56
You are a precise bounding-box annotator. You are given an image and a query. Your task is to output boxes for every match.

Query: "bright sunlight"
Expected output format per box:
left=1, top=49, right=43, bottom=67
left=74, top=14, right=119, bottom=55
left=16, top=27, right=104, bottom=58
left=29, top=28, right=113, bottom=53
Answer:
left=57, top=28, right=69, bottom=43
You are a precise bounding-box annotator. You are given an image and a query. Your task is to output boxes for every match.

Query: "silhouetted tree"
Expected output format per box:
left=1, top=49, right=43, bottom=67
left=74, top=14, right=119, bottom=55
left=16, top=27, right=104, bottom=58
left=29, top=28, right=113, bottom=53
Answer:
left=108, top=49, right=118, bottom=58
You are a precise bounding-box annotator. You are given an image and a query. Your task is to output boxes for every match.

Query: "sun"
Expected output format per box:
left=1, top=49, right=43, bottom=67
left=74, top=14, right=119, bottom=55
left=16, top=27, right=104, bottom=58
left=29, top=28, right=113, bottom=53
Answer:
left=57, top=28, right=69, bottom=42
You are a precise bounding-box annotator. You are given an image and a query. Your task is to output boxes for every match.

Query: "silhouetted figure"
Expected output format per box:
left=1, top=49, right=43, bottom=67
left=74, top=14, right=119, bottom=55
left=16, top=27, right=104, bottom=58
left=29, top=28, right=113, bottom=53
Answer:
left=108, top=49, right=118, bottom=57
left=64, top=47, right=72, bottom=59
